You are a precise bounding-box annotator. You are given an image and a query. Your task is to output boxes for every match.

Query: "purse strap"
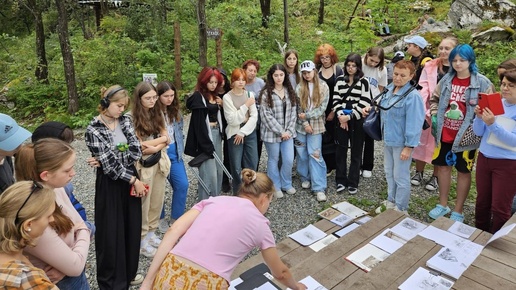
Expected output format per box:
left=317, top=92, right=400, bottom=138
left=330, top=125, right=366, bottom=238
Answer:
left=375, top=84, right=416, bottom=111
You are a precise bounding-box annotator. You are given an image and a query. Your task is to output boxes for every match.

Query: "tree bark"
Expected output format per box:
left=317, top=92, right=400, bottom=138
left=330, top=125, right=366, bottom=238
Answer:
left=55, top=0, right=79, bottom=114
left=260, top=0, right=271, bottom=28
left=283, top=0, right=289, bottom=45
left=28, top=0, right=48, bottom=83
left=174, top=20, right=182, bottom=90
left=318, top=0, right=324, bottom=25
left=197, top=0, right=207, bottom=67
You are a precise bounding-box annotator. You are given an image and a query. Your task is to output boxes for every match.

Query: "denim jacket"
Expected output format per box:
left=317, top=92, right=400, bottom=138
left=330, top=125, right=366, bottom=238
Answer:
left=430, top=72, right=494, bottom=152
left=166, top=115, right=185, bottom=161
left=380, top=82, right=425, bottom=147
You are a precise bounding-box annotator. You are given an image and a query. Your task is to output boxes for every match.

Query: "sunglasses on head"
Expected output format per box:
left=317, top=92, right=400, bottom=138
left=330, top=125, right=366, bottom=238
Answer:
left=15, top=181, right=44, bottom=225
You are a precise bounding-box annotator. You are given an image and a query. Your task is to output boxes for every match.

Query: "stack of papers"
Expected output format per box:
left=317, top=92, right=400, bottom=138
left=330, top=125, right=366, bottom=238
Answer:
left=289, top=224, right=327, bottom=246
left=309, top=235, right=338, bottom=252
left=334, top=223, right=360, bottom=237
left=318, top=207, right=354, bottom=227
left=331, top=201, right=368, bottom=219
left=390, top=217, right=427, bottom=241
left=426, top=241, right=483, bottom=279
left=369, top=228, right=408, bottom=254
left=345, top=244, right=390, bottom=272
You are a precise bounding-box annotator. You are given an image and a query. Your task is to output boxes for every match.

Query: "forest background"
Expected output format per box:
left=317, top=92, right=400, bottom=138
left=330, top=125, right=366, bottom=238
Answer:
left=1, top=0, right=516, bottom=129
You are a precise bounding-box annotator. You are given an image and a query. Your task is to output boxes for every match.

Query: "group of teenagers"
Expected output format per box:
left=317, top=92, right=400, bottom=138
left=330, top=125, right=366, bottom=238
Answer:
left=0, top=33, right=515, bottom=290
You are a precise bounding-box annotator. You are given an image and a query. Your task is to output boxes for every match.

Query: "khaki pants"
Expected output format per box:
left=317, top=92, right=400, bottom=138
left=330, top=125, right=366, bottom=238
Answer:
left=137, top=149, right=171, bottom=238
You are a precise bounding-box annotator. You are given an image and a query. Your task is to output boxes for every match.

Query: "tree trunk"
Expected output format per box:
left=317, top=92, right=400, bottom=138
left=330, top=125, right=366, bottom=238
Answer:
left=283, top=0, right=289, bottom=45
left=318, top=0, right=324, bottom=25
left=259, top=0, right=271, bottom=28
left=197, top=0, right=207, bottom=67
left=33, top=7, right=48, bottom=83
left=174, top=21, right=182, bottom=90
left=55, top=0, right=79, bottom=114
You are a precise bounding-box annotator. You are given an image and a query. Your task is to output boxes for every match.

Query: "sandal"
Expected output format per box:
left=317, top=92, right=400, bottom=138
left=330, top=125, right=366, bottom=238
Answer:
left=450, top=211, right=464, bottom=223
left=428, top=204, right=451, bottom=219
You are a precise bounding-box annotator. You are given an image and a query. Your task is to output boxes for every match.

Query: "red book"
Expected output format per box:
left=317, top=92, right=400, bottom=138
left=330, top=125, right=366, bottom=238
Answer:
left=478, top=92, right=505, bottom=115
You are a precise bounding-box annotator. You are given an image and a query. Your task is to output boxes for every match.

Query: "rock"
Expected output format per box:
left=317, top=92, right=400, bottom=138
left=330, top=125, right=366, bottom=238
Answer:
left=472, top=26, right=514, bottom=43
left=293, top=10, right=302, bottom=17
left=448, top=0, right=516, bottom=29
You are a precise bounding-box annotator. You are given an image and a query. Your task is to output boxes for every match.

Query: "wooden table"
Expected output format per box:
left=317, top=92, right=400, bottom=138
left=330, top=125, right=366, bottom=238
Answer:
left=232, top=209, right=514, bottom=289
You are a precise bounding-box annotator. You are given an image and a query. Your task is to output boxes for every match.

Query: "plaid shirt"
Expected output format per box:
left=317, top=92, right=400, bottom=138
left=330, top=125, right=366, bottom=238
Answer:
left=85, top=115, right=142, bottom=183
left=295, top=80, right=329, bottom=135
left=0, top=260, right=57, bottom=289
left=260, top=91, right=297, bottom=143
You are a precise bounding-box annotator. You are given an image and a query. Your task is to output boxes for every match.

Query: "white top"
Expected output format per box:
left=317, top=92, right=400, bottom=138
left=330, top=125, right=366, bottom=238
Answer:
left=362, top=60, right=388, bottom=97
left=222, top=90, right=258, bottom=139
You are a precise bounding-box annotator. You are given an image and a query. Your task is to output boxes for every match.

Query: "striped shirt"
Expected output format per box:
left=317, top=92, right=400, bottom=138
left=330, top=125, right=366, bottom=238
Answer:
left=332, top=77, right=372, bottom=120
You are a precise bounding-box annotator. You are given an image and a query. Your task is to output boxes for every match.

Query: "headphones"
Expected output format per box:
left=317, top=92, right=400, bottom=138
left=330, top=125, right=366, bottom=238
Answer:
left=100, top=87, right=125, bottom=108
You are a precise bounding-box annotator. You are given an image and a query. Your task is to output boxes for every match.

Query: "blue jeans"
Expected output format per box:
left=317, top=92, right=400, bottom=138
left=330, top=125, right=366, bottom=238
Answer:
left=294, top=133, right=327, bottom=192
left=160, top=142, right=189, bottom=221
left=264, top=139, right=294, bottom=192
left=198, top=127, right=223, bottom=201
left=227, top=130, right=259, bottom=194
left=384, top=146, right=413, bottom=211
left=56, top=270, right=89, bottom=290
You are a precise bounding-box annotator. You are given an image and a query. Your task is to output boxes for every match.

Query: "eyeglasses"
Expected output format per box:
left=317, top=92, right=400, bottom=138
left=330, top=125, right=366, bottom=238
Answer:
left=320, top=55, right=331, bottom=60
left=501, top=82, right=516, bottom=89
left=15, top=181, right=44, bottom=224
left=142, top=95, right=159, bottom=102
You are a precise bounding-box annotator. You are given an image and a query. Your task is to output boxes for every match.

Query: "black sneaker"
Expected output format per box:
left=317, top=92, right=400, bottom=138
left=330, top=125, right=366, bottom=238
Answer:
left=410, top=171, right=423, bottom=186
left=348, top=187, right=358, bottom=195
left=425, top=176, right=438, bottom=191
left=336, top=184, right=346, bottom=192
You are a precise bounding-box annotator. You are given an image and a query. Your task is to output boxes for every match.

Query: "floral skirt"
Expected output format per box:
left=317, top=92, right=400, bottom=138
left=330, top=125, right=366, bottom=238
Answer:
left=153, top=254, right=229, bottom=290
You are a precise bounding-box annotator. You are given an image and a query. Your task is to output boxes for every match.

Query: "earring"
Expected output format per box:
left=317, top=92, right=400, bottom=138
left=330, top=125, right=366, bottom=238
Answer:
left=27, top=228, right=31, bottom=232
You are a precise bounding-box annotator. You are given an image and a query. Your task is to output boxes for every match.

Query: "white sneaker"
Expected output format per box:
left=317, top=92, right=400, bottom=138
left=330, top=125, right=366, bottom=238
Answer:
left=375, top=200, right=396, bottom=214
left=158, top=218, right=170, bottom=234
left=316, top=192, right=327, bottom=202
left=275, top=190, right=284, bottom=199
left=301, top=181, right=311, bottom=189
left=130, top=274, right=144, bottom=286
left=362, top=170, right=372, bottom=178
left=140, top=243, right=156, bottom=258
left=286, top=188, right=296, bottom=195
left=147, top=232, right=162, bottom=248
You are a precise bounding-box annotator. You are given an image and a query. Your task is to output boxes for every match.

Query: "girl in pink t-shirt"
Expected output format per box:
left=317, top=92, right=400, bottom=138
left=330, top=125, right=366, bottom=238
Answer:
left=141, top=169, right=306, bottom=290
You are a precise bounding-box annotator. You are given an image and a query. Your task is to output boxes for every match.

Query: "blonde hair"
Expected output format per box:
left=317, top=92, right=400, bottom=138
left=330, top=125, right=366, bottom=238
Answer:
left=299, top=69, right=323, bottom=111
left=97, top=85, right=130, bottom=113
left=0, top=181, right=55, bottom=253
left=238, top=169, right=275, bottom=199
left=14, top=138, right=75, bottom=235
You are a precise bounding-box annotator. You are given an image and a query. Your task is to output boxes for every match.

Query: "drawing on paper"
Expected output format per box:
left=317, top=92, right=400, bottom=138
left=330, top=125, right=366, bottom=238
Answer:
left=438, top=248, right=458, bottom=262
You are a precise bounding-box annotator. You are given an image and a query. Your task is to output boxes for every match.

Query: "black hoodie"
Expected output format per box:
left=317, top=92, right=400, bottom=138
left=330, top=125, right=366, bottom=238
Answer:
left=184, top=91, right=215, bottom=157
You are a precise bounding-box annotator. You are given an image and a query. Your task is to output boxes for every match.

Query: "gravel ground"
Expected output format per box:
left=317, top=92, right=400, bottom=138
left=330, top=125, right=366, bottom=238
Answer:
left=69, top=114, right=476, bottom=289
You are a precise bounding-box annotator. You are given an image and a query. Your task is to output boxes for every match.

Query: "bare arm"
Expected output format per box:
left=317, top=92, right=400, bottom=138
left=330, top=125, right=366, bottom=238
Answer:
left=140, top=209, right=201, bottom=289
left=261, top=247, right=306, bottom=290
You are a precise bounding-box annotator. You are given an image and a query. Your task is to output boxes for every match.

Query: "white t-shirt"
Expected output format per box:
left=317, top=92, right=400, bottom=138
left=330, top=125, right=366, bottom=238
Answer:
left=362, top=60, right=388, bottom=97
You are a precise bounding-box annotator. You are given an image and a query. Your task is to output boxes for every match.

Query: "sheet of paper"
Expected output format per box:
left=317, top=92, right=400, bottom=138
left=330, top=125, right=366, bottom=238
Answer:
left=289, top=224, right=327, bottom=246
left=229, top=277, right=243, bottom=290
left=330, top=213, right=354, bottom=227
left=331, top=201, right=367, bottom=218
left=334, top=223, right=360, bottom=237
left=355, top=215, right=372, bottom=225
left=487, top=116, right=516, bottom=151
left=255, top=282, right=281, bottom=290
left=309, top=234, right=338, bottom=252
left=487, top=223, right=516, bottom=245
left=345, top=244, right=390, bottom=272
left=426, top=242, right=483, bottom=279
left=391, top=217, right=427, bottom=241
left=369, top=229, right=407, bottom=254
left=318, top=207, right=342, bottom=220
left=447, top=221, right=476, bottom=239
left=418, top=225, right=469, bottom=250
left=287, top=275, right=328, bottom=290
left=398, top=267, right=454, bottom=290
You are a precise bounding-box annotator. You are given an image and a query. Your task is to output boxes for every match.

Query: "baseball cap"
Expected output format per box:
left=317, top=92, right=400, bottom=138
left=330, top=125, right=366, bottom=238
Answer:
left=300, top=60, right=316, bottom=72
left=0, top=113, right=31, bottom=151
left=32, top=121, right=71, bottom=143
left=394, top=51, right=405, bottom=58
left=405, top=35, right=428, bottom=49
